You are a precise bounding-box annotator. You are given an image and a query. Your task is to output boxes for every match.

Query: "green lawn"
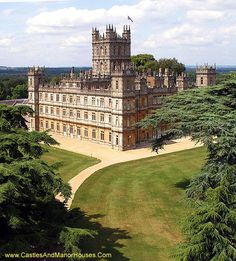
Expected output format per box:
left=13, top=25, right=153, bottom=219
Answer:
left=42, top=146, right=100, bottom=182
left=71, top=147, right=206, bottom=261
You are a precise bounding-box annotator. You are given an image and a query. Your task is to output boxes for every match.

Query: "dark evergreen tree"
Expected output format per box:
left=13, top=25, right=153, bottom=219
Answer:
left=140, top=81, right=236, bottom=260
left=0, top=105, right=95, bottom=256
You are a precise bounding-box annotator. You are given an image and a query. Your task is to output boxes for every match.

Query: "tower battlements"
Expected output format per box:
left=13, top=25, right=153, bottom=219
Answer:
left=196, top=64, right=216, bottom=74
left=92, top=25, right=130, bottom=42
left=28, top=66, right=44, bottom=76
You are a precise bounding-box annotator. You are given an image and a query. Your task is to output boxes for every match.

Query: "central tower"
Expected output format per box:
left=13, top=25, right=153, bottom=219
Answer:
left=92, top=25, right=131, bottom=76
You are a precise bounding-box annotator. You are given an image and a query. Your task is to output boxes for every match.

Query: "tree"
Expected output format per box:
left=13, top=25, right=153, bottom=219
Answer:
left=0, top=82, right=7, bottom=100
left=0, top=104, right=95, bottom=256
left=131, top=54, right=185, bottom=74
left=50, top=76, right=61, bottom=85
left=0, top=76, right=27, bottom=100
left=140, top=81, right=236, bottom=260
left=131, top=54, right=156, bottom=71
left=157, top=58, right=185, bottom=75
left=11, top=84, right=27, bottom=99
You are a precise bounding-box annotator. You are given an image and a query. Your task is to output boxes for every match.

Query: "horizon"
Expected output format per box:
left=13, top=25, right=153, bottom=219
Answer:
left=1, top=65, right=236, bottom=68
left=0, top=0, right=235, bottom=66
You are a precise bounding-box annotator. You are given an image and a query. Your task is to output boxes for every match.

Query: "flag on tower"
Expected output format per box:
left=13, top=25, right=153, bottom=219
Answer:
left=128, top=16, right=133, bottom=22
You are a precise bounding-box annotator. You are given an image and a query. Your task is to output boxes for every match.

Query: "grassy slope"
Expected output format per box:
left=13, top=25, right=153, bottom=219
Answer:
left=72, top=147, right=206, bottom=261
left=42, top=146, right=100, bottom=182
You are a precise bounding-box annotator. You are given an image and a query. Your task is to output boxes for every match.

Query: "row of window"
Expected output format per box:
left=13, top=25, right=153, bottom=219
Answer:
left=94, top=45, right=129, bottom=56
left=37, top=93, right=121, bottom=108
left=40, top=107, right=121, bottom=125
left=40, top=121, right=119, bottom=145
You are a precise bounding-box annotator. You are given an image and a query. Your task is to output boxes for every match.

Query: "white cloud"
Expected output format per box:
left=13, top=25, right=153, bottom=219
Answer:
left=2, top=9, right=14, bottom=16
left=186, top=10, right=225, bottom=21
left=62, top=34, right=89, bottom=47
left=26, top=0, right=172, bottom=34
left=143, top=22, right=236, bottom=49
left=0, top=37, right=12, bottom=47
left=0, top=0, right=65, bottom=2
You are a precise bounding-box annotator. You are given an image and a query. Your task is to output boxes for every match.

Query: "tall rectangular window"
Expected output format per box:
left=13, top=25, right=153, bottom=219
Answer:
left=50, top=94, right=54, bottom=101
left=84, top=96, right=88, bottom=105
left=84, top=128, right=88, bottom=137
left=46, top=121, right=49, bottom=129
left=100, top=98, right=104, bottom=107
left=57, top=123, right=60, bottom=131
left=100, top=113, right=104, bottom=122
left=84, top=111, right=88, bottom=120
left=109, top=98, right=112, bottom=107
left=50, top=107, right=54, bottom=115
left=45, top=106, right=48, bottom=114
left=77, top=110, right=80, bottom=119
left=92, top=112, right=96, bottom=121
left=51, top=122, right=54, bottom=130
left=92, top=129, right=96, bottom=139
left=92, top=97, right=95, bottom=106
left=63, top=109, right=66, bottom=116
left=62, top=95, right=66, bottom=102
left=56, top=94, right=59, bottom=102
left=109, top=114, right=112, bottom=123
left=69, top=109, right=73, bottom=117
left=109, top=132, right=112, bottom=142
left=56, top=108, right=60, bottom=116
left=77, top=96, right=80, bottom=104
left=70, top=126, right=73, bottom=134
left=115, top=100, right=119, bottom=110
left=77, top=127, right=81, bottom=136
left=45, top=93, right=48, bottom=101
left=116, top=135, right=119, bottom=145
left=100, top=131, right=104, bottom=141
left=69, top=95, right=73, bottom=103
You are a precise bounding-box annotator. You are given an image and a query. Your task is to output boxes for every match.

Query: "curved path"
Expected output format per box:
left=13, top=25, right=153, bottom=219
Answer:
left=53, top=134, right=202, bottom=208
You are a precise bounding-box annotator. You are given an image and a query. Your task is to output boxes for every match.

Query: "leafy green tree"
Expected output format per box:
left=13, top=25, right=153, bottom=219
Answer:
left=131, top=54, right=185, bottom=74
left=0, top=82, right=7, bottom=100
left=11, top=84, right=27, bottom=99
left=0, top=105, right=95, bottom=256
left=131, top=54, right=156, bottom=71
left=141, top=81, right=236, bottom=260
left=216, top=71, right=236, bottom=85
left=50, top=76, right=61, bottom=85
left=0, top=76, right=27, bottom=100
left=157, top=58, right=185, bottom=75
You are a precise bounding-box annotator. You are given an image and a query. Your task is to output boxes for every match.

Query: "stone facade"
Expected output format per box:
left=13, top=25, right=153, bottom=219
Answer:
left=28, top=25, right=188, bottom=150
left=196, top=65, right=216, bottom=87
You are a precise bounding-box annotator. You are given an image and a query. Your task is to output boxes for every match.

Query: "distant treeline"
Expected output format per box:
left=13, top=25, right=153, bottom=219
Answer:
left=0, top=67, right=91, bottom=76
left=0, top=67, right=90, bottom=100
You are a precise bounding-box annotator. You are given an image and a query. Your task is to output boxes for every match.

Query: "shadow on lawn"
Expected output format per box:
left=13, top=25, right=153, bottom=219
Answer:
left=68, top=208, right=131, bottom=260
left=174, top=178, right=191, bottom=190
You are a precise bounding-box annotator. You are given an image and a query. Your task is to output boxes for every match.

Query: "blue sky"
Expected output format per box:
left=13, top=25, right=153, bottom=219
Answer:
left=0, top=0, right=235, bottom=66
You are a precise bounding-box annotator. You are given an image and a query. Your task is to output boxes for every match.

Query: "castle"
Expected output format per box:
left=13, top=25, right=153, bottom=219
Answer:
left=28, top=25, right=216, bottom=150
